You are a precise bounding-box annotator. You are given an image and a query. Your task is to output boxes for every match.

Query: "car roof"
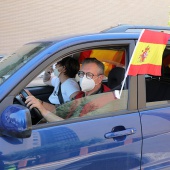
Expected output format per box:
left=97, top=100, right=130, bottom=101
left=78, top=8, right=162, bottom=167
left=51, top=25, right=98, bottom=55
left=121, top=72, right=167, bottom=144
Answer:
left=27, top=32, right=140, bottom=44
left=101, top=24, right=170, bottom=33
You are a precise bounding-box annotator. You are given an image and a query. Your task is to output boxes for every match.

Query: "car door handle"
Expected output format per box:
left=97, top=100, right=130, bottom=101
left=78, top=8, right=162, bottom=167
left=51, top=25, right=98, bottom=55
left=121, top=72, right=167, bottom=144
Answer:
left=105, top=128, right=136, bottom=139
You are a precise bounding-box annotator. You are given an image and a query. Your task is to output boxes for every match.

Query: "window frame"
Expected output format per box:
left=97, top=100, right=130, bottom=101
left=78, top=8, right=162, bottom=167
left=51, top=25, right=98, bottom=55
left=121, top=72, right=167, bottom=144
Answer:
left=139, top=42, right=170, bottom=111
left=1, top=39, right=138, bottom=128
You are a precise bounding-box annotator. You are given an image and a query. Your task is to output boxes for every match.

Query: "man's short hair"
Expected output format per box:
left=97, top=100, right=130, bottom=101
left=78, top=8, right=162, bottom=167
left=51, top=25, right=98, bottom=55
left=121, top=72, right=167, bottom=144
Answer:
left=58, top=57, right=80, bottom=78
left=82, top=58, right=104, bottom=74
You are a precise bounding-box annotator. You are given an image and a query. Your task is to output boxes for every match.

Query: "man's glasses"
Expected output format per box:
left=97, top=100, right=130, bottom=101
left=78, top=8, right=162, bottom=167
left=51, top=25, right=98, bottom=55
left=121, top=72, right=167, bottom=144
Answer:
left=78, top=71, right=101, bottom=80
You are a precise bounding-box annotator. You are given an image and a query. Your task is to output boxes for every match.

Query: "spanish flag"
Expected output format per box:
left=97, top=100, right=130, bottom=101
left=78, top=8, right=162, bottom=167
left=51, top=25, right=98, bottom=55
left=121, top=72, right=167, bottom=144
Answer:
left=128, top=29, right=170, bottom=76
left=79, top=49, right=125, bottom=76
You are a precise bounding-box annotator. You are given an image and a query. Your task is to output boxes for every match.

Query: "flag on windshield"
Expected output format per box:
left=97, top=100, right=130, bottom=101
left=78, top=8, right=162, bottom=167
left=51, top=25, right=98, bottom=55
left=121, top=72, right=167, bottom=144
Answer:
left=128, top=29, right=170, bottom=76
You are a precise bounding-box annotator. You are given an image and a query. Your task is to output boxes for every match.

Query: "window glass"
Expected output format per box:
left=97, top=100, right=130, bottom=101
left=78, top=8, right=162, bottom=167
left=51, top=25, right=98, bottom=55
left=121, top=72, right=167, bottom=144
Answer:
left=0, top=42, right=52, bottom=85
left=146, top=46, right=170, bottom=107
left=27, top=71, right=48, bottom=87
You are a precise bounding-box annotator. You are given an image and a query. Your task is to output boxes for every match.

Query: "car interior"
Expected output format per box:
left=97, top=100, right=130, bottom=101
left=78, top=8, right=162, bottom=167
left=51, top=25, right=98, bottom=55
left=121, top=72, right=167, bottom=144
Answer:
left=13, top=44, right=170, bottom=125
left=146, top=46, right=170, bottom=102
left=13, top=47, right=128, bottom=125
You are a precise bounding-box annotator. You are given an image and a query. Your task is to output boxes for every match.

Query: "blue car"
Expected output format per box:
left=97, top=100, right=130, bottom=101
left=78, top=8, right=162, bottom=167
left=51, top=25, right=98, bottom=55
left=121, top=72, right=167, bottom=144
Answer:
left=0, top=25, right=170, bottom=170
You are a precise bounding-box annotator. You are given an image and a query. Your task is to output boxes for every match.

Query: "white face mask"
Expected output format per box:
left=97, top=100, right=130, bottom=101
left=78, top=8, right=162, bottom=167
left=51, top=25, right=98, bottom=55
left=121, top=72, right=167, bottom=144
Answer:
left=54, top=69, right=60, bottom=77
left=80, top=76, right=95, bottom=92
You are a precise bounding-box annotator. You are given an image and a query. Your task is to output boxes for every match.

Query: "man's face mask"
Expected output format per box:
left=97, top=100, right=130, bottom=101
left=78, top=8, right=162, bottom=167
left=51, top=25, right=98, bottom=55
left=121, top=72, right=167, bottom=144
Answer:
left=80, top=76, right=95, bottom=92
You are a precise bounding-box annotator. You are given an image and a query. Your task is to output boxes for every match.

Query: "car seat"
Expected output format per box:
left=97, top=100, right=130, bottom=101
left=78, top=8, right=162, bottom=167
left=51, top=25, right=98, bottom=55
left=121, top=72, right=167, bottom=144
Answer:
left=107, top=67, right=125, bottom=90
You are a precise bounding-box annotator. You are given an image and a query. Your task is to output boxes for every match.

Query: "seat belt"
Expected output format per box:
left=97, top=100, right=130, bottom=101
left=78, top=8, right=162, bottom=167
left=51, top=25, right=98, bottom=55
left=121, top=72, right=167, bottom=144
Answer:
left=57, top=83, right=64, bottom=104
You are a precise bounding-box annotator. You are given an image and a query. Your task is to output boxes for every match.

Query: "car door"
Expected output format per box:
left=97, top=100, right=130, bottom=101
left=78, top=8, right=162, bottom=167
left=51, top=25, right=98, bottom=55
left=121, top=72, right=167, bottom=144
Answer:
left=0, top=38, right=142, bottom=170
left=140, top=106, right=170, bottom=169
left=0, top=93, right=142, bottom=170
left=138, top=44, right=170, bottom=169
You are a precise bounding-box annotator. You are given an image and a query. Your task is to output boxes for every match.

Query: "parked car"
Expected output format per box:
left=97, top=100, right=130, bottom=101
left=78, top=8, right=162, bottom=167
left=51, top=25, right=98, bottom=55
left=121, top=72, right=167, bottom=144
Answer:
left=0, top=25, right=170, bottom=170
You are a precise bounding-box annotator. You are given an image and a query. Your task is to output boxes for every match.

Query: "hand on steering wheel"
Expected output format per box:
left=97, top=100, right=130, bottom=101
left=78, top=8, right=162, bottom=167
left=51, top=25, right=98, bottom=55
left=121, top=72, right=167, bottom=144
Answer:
left=19, top=89, right=43, bottom=122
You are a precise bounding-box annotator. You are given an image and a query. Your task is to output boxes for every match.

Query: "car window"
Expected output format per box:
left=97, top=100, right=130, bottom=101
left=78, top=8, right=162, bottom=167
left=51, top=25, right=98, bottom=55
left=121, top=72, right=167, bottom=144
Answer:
left=16, top=46, right=130, bottom=125
left=146, top=45, right=170, bottom=107
left=27, top=48, right=126, bottom=88
left=30, top=47, right=129, bottom=124
left=27, top=71, right=47, bottom=87
left=0, top=42, right=52, bottom=85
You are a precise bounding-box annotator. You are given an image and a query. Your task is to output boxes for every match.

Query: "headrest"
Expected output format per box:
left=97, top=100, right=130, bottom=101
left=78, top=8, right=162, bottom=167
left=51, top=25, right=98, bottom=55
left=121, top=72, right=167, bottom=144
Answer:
left=108, top=67, right=125, bottom=89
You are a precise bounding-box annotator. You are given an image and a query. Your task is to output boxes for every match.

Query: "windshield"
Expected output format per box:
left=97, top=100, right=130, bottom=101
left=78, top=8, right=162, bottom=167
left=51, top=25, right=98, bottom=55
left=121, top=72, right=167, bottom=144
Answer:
left=0, top=42, right=52, bottom=85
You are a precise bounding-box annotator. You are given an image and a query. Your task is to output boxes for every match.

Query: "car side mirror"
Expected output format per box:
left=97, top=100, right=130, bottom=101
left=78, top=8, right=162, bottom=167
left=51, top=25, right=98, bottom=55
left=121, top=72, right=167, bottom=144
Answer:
left=0, top=104, right=32, bottom=138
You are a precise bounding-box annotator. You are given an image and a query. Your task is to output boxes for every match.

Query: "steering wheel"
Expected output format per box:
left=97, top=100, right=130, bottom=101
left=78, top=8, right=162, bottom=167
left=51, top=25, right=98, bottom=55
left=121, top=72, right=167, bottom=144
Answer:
left=17, top=89, right=43, bottom=124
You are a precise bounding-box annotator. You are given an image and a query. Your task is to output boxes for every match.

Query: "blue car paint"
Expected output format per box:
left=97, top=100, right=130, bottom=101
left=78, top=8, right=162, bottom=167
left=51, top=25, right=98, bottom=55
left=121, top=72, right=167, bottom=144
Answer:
left=140, top=107, right=170, bottom=169
left=0, top=112, right=142, bottom=169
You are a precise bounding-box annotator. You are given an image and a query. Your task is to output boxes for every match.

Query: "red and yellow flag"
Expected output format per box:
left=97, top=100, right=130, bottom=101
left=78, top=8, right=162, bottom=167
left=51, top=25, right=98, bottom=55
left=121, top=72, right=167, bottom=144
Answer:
left=79, top=49, right=125, bottom=76
left=128, top=29, right=170, bottom=76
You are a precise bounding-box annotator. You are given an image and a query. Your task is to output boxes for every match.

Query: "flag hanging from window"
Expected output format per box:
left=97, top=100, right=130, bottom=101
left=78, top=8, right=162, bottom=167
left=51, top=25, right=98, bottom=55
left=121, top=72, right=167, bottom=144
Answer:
left=128, top=29, right=170, bottom=76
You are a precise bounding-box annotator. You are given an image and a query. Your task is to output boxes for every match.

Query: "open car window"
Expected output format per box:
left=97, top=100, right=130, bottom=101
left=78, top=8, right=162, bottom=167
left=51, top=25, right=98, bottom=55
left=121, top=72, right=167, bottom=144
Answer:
left=146, top=45, right=170, bottom=106
left=17, top=46, right=129, bottom=125
left=27, top=48, right=126, bottom=88
left=77, top=49, right=125, bottom=84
